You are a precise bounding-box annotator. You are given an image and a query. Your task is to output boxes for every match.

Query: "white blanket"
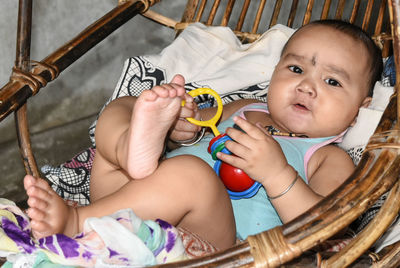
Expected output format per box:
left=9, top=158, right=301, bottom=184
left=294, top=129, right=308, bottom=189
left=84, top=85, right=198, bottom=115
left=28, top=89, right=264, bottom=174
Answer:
left=144, top=22, right=294, bottom=94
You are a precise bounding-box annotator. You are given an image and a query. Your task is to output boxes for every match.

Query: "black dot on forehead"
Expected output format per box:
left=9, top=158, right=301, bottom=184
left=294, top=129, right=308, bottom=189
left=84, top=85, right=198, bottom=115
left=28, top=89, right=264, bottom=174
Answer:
left=312, top=55, right=316, bottom=66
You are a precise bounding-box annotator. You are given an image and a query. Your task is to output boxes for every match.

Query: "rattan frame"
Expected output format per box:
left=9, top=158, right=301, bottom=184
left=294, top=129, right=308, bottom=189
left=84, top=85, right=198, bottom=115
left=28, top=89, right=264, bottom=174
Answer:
left=1, top=0, right=400, bottom=267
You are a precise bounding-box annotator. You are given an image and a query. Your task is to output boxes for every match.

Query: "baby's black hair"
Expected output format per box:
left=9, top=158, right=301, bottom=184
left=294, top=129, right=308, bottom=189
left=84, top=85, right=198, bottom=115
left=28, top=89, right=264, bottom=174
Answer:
left=282, top=19, right=383, bottom=97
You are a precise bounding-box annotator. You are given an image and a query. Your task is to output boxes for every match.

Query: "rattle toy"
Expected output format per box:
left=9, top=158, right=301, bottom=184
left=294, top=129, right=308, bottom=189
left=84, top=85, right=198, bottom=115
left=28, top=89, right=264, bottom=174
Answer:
left=183, top=87, right=261, bottom=200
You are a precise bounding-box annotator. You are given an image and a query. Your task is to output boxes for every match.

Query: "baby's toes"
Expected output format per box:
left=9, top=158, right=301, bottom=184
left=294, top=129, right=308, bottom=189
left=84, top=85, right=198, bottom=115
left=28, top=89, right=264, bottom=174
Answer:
left=30, top=220, right=52, bottom=239
left=26, top=185, right=51, bottom=201
left=27, top=196, right=49, bottom=211
left=141, top=88, right=159, bottom=101
left=26, top=206, right=47, bottom=221
left=34, top=177, right=54, bottom=191
left=23, top=175, right=36, bottom=190
left=152, top=85, right=171, bottom=98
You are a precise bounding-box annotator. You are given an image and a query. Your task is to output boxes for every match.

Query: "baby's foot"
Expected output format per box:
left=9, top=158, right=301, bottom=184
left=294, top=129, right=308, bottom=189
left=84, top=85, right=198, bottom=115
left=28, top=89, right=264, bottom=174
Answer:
left=126, top=74, right=186, bottom=179
left=24, top=175, right=78, bottom=239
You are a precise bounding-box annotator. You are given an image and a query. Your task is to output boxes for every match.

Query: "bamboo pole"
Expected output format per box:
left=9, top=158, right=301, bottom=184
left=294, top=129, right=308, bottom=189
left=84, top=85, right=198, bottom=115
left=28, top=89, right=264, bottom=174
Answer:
left=287, top=0, right=299, bottom=28
left=251, top=0, right=266, bottom=33
left=302, top=0, right=315, bottom=25
left=323, top=180, right=400, bottom=267
left=13, top=0, right=40, bottom=177
left=321, top=0, right=332, bottom=20
left=270, top=0, right=283, bottom=27
left=235, top=0, right=250, bottom=32
left=349, top=0, right=361, bottom=24
left=390, top=0, right=400, bottom=126
left=220, top=0, right=235, bottom=27
left=362, top=0, right=375, bottom=31
left=0, top=0, right=148, bottom=123
left=335, top=0, right=346, bottom=20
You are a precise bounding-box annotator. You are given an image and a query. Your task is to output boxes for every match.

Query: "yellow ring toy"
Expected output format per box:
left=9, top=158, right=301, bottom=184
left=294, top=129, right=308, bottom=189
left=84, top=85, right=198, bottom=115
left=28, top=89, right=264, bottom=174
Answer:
left=182, top=87, right=223, bottom=136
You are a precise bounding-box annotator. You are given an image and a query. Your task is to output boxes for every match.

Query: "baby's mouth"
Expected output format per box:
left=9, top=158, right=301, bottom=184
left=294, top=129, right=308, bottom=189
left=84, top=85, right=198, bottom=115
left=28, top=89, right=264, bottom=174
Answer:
left=294, top=103, right=309, bottom=111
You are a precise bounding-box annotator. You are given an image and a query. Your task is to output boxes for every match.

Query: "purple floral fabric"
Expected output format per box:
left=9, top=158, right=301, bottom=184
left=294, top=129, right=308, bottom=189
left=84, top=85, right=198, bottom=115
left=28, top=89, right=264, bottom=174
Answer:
left=0, top=198, right=187, bottom=267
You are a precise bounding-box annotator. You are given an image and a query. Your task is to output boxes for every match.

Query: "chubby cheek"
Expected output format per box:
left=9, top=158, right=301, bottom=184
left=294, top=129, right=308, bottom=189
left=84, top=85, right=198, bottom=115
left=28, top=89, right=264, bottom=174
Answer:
left=317, top=101, right=360, bottom=135
left=267, top=79, right=292, bottom=103
left=266, top=90, right=287, bottom=115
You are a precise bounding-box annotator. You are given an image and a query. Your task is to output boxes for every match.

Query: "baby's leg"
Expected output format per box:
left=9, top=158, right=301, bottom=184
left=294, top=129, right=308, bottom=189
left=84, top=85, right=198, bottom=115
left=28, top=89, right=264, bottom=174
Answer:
left=95, top=74, right=186, bottom=180
left=24, top=156, right=236, bottom=249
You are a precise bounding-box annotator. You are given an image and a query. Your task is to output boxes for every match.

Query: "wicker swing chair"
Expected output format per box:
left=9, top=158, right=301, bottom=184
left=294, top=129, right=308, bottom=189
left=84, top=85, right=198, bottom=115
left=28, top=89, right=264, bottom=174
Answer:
left=1, top=0, right=400, bottom=267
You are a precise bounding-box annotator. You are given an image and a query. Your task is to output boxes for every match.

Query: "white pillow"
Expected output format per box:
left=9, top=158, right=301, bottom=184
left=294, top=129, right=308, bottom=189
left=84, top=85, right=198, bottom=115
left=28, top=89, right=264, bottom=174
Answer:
left=339, top=81, right=394, bottom=151
left=369, top=81, right=395, bottom=111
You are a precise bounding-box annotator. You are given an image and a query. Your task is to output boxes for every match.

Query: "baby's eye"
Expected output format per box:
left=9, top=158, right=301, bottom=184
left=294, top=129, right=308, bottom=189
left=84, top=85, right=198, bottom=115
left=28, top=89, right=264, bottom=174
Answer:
left=325, top=78, right=341, bottom=87
left=288, top=65, right=302, bottom=74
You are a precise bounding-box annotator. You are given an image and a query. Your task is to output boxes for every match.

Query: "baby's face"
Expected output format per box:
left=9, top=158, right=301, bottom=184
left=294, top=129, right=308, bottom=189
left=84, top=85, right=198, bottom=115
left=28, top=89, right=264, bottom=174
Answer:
left=267, top=25, right=371, bottom=138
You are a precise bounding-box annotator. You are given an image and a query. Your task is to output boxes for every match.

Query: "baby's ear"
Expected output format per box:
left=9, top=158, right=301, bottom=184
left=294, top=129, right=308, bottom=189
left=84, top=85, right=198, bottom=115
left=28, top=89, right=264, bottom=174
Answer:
left=361, top=96, right=372, bottom=108
left=350, top=97, right=372, bottom=127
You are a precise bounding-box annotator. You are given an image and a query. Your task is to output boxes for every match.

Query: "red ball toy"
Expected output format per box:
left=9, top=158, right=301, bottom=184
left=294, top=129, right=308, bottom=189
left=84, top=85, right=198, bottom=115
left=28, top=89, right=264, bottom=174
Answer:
left=219, top=162, right=255, bottom=192
left=208, top=133, right=258, bottom=194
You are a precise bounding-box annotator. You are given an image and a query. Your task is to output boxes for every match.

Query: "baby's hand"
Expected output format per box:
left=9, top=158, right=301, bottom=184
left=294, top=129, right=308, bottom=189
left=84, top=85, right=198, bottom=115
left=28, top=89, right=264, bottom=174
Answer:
left=169, top=94, right=202, bottom=142
left=217, top=116, right=290, bottom=185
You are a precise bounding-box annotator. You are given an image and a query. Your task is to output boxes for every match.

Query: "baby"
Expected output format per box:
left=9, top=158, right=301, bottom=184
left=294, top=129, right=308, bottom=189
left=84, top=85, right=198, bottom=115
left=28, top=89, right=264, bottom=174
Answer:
left=23, top=20, right=382, bottom=250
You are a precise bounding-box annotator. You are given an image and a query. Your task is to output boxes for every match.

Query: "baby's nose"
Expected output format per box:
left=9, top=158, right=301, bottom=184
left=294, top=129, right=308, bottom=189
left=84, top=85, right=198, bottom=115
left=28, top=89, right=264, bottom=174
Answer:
left=296, top=79, right=316, bottom=97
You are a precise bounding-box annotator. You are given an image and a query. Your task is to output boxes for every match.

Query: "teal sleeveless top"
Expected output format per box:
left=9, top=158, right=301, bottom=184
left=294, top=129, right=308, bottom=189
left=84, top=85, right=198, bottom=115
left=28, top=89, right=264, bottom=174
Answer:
left=167, top=103, right=343, bottom=239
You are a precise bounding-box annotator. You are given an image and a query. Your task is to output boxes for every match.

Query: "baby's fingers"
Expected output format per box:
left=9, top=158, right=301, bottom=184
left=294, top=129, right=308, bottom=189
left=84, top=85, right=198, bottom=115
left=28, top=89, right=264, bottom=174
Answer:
left=183, top=92, right=194, bottom=103
left=180, top=104, right=197, bottom=119
left=174, top=118, right=201, bottom=132
left=216, top=151, right=246, bottom=170
left=232, top=116, right=266, bottom=139
left=170, top=129, right=199, bottom=141
left=255, top=122, right=271, bottom=136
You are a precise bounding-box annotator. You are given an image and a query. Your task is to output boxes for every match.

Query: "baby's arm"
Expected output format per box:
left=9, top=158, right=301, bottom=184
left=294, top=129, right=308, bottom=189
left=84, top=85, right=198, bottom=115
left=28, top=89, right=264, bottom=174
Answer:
left=307, top=145, right=354, bottom=196
left=217, top=116, right=354, bottom=223
left=270, top=146, right=354, bottom=222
